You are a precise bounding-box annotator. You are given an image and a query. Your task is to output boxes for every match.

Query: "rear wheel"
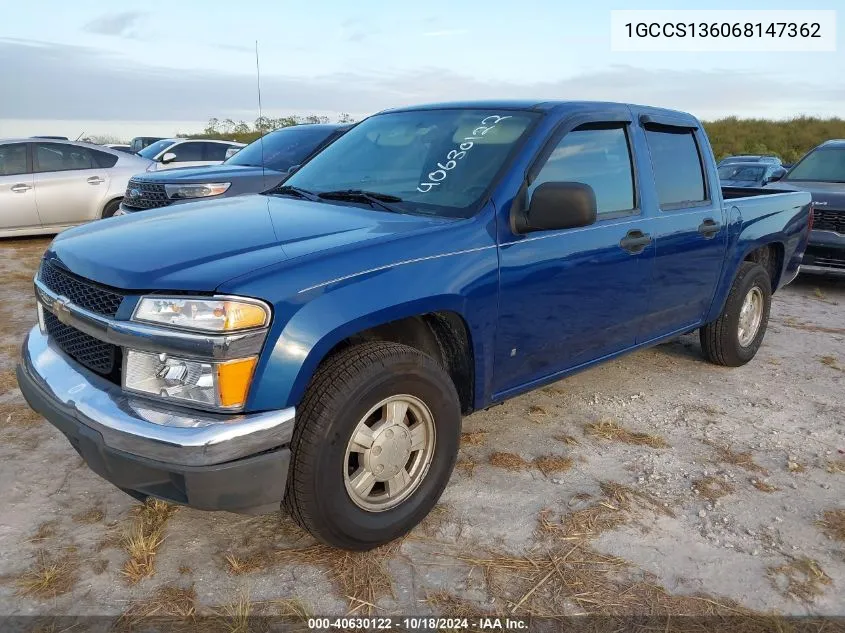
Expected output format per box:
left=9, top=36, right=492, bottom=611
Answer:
left=101, top=199, right=122, bottom=218
left=284, top=341, right=461, bottom=550
left=700, top=262, right=772, bottom=367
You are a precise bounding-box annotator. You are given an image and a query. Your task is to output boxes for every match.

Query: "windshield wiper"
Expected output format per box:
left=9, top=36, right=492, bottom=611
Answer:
left=317, top=189, right=405, bottom=214
left=269, top=185, right=322, bottom=201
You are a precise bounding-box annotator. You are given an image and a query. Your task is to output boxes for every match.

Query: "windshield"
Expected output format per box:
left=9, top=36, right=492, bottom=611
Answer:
left=278, top=109, right=539, bottom=217
left=138, top=139, right=175, bottom=159
left=785, top=147, right=845, bottom=182
left=225, top=126, right=336, bottom=171
left=718, top=164, right=766, bottom=181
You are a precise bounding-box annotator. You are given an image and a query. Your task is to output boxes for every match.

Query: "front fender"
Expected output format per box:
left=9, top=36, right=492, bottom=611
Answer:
left=245, top=245, right=499, bottom=411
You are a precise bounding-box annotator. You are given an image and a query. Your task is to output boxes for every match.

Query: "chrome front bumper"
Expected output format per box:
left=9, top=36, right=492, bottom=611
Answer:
left=18, top=326, right=295, bottom=467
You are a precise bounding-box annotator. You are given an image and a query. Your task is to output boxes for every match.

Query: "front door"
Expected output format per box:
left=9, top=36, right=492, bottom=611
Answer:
left=494, top=121, right=655, bottom=397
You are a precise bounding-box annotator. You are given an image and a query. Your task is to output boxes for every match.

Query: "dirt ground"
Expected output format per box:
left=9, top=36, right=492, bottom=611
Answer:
left=0, top=236, right=843, bottom=626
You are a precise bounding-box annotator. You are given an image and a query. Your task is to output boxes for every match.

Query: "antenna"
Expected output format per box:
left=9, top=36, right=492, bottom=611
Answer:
left=255, top=40, right=267, bottom=190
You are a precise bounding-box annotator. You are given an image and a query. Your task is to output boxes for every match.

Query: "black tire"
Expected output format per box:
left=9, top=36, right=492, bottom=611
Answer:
left=102, top=199, right=122, bottom=218
left=700, top=262, right=772, bottom=367
left=283, top=341, right=461, bottom=550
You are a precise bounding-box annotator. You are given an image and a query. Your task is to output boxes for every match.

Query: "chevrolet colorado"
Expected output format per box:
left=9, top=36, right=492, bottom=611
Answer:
left=17, top=101, right=812, bottom=550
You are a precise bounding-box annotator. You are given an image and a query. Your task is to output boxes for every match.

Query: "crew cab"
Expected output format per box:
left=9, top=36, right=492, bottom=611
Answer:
left=764, top=139, right=845, bottom=274
left=116, top=124, right=350, bottom=215
left=17, top=101, right=811, bottom=551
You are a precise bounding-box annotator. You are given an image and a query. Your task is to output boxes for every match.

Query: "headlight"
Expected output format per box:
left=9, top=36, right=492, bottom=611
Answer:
left=124, top=350, right=257, bottom=409
left=132, top=296, right=270, bottom=333
left=164, top=182, right=231, bottom=199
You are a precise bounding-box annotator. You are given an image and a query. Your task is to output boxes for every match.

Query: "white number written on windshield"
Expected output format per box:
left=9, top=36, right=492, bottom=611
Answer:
left=417, top=115, right=512, bottom=193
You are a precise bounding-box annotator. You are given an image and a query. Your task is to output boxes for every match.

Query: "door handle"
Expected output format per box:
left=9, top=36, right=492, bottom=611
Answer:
left=10, top=183, right=32, bottom=193
left=87, top=176, right=105, bottom=185
left=619, top=229, right=652, bottom=254
left=698, top=218, right=721, bottom=238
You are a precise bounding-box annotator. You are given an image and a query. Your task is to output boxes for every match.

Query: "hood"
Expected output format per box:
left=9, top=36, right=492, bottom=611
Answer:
left=766, top=180, right=845, bottom=209
left=136, top=164, right=285, bottom=183
left=48, top=195, right=448, bottom=291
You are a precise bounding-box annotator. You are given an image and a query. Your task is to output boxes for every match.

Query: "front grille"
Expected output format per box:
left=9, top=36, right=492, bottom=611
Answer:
left=44, top=312, right=119, bottom=377
left=39, top=260, right=124, bottom=317
left=123, top=179, right=171, bottom=210
left=813, top=208, right=845, bottom=235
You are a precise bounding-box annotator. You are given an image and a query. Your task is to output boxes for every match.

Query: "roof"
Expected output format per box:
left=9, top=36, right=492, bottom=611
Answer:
left=0, top=137, right=123, bottom=151
left=718, top=161, right=775, bottom=169
left=819, top=139, right=845, bottom=148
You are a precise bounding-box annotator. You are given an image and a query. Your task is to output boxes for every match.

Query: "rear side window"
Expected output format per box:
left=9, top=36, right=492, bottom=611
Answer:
left=202, top=142, right=232, bottom=161
left=645, top=127, right=707, bottom=207
left=0, top=143, right=29, bottom=176
left=91, top=149, right=118, bottom=168
left=530, top=125, right=636, bottom=216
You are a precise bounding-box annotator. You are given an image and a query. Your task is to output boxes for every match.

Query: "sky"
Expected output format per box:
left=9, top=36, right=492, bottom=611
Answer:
left=0, top=0, right=842, bottom=140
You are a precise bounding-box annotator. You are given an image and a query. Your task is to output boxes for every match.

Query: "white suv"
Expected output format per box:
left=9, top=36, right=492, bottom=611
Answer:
left=138, top=138, right=246, bottom=171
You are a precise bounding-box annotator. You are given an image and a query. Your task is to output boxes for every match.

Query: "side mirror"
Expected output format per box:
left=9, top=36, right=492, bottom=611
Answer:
left=160, top=152, right=177, bottom=164
left=767, top=169, right=786, bottom=183
left=287, top=164, right=302, bottom=175
left=514, top=182, right=597, bottom=233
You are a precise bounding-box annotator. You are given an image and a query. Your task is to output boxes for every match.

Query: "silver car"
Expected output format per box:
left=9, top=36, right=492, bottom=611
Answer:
left=0, top=138, right=154, bottom=238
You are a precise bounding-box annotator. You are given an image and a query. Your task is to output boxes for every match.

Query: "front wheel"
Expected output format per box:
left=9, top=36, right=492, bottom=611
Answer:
left=284, top=341, right=461, bottom=550
left=700, top=262, right=772, bottom=367
left=101, top=199, right=122, bottom=218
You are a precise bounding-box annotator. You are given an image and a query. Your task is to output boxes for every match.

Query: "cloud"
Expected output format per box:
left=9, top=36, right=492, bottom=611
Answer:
left=422, top=29, right=469, bottom=37
left=83, top=11, right=146, bottom=38
left=1, top=38, right=842, bottom=124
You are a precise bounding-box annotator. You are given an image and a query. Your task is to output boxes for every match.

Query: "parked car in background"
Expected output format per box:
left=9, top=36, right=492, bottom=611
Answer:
left=104, top=144, right=133, bottom=154
left=717, top=162, right=786, bottom=188
left=129, top=137, right=165, bottom=154
left=718, top=154, right=783, bottom=167
left=117, top=124, right=350, bottom=214
left=31, top=136, right=69, bottom=140
left=17, top=100, right=811, bottom=550
left=0, top=138, right=153, bottom=236
left=137, top=138, right=246, bottom=171
left=765, top=139, right=845, bottom=274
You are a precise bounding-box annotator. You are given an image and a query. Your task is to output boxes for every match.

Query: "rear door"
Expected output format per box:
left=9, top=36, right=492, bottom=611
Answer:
left=494, top=113, right=656, bottom=396
left=32, top=142, right=113, bottom=226
left=202, top=142, right=235, bottom=165
left=634, top=116, right=727, bottom=342
left=0, top=142, right=40, bottom=231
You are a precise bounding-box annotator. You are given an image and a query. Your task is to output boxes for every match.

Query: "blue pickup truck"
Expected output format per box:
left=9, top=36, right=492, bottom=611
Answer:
left=17, top=101, right=811, bottom=550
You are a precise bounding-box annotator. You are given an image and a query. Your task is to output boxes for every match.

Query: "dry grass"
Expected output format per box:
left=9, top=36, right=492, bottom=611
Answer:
left=826, top=458, right=845, bottom=474
left=224, top=552, right=269, bottom=576
left=534, top=455, right=574, bottom=476
left=554, top=434, right=580, bottom=445
left=460, top=431, right=487, bottom=446
left=693, top=476, right=735, bottom=502
left=538, top=482, right=673, bottom=542
left=455, top=458, right=477, bottom=477
left=418, top=503, right=451, bottom=537
left=751, top=480, right=780, bottom=493
left=526, top=405, right=548, bottom=421
left=72, top=506, right=104, bottom=525
left=489, top=452, right=529, bottom=471
left=16, top=549, right=78, bottom=598
left=817, top=509, right=845, bottom=541
left=0, top=401, right=43, bottom=427
left=425, top=591, right=491, bottom=619
left=91, top=559, right=108, bottom=574
left=212, top=589, right=254, bottom=633
left=782, top=321, right=845, bottom=335
left=119, top=584, right=196, bottom=627
left=819, top=355, right=842, bottom=370
left=705, top=441, right=768, bottom=475
left=29, top=520, right=58, bottom=543
left=768, top=558, right=832, bottom=603
left=121, top=499, right=178, bottom=584
left=787, top=461, right=806, bottom=473
left=584, top=420, right=669, bottom=448
left=178, top=565, right=193, bottom=575
left=0, top=368, right=18, bottom=393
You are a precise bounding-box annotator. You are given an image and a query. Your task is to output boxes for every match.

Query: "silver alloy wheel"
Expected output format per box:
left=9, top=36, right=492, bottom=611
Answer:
left=737, top=286, right=764, bottom=347
left=343, top=394, right=436, bottom=512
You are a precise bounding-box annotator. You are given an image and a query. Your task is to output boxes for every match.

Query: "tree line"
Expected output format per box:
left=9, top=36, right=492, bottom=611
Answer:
left=156, top=113, right=845, bottom=164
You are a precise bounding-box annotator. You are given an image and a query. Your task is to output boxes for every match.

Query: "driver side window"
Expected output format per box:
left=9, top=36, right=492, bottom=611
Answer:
left=530, top=125, right=636, bottom=216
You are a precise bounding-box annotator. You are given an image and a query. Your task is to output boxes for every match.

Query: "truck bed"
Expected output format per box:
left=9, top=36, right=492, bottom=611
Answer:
left=721, top=186, right=796, bottom=200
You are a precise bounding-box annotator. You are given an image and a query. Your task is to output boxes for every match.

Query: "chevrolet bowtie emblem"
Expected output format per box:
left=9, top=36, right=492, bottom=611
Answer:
left=54, top=296, right=73, bottom=325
